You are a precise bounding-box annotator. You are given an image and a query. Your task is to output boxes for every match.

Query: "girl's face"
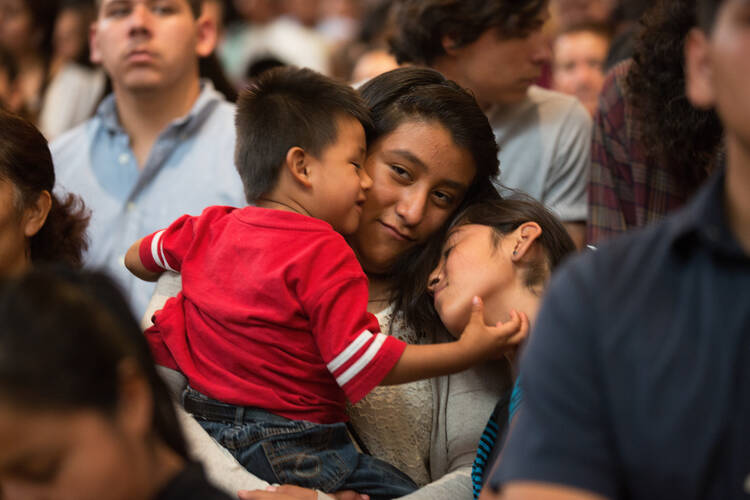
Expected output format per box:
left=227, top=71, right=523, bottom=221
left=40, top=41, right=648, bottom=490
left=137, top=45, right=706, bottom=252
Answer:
left=0, top=406, right=146, bottom=500
left=427, top=224, right=516, bottom=337
left=348, top=120, right=477, bottom=274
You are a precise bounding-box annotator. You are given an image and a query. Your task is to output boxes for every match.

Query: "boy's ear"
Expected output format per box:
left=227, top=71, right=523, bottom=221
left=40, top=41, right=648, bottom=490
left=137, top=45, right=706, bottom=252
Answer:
left=441, top=34, right=461, bottom=56
left=285, top=147, right=313, bottom=188
left=510, top=222, right=542, bottom=263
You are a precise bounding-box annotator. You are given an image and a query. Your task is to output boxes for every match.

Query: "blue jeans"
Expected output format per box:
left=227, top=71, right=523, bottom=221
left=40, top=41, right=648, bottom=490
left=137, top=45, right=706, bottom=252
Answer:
left=183, top=388, right=417, bottom=499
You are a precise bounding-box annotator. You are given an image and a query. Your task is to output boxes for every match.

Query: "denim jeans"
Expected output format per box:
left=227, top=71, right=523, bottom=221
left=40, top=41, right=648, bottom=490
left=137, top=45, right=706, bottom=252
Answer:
left=183, top=387, right=417, bottom=499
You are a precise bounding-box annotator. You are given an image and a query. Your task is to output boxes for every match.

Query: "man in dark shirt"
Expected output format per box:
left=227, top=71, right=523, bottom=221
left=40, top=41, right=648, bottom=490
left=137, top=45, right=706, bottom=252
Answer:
left=484, top=0, right=750, bottom=499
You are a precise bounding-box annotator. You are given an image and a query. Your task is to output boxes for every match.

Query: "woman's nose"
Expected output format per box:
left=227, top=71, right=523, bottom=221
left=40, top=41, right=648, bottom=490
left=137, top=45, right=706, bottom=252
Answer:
left=395, top=189, right=427, bottom=226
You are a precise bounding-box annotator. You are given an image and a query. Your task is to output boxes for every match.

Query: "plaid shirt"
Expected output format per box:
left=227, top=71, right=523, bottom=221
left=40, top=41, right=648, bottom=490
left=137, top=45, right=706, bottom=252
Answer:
left=587, top=60, right=699, bottom=244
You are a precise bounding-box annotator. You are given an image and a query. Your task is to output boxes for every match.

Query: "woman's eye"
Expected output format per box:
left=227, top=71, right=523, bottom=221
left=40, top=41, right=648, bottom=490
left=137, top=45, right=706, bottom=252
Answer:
left=152, top=1, right=177, bottom=14
left=443, top=246, right=453, bottom=258
left=432, top=191, right=454, bottom=206
left=351, top=162, right=362, bottom=170
left=390, top=165, right=411, bottom=180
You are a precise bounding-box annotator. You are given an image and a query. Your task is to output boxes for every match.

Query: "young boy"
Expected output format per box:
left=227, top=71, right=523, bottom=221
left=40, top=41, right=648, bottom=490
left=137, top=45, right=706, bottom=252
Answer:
left=125, top=67, right=524, bottom=498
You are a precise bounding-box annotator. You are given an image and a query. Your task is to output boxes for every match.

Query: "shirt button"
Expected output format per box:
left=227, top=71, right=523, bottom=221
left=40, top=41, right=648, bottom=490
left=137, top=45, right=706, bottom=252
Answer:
left=118, top=153, right=130, bottom=165
left=127, top=202, right=137, bottom=212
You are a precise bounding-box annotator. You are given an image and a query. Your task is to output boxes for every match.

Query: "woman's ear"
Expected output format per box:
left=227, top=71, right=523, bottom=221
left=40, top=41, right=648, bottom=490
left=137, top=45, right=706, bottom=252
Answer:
left=22, top=190, right=52, bottom=238
left=116, top=359, right=153, bottom=440
left=510, top=222, right=542, bottom=263
left=685, top=28, right=715, bottom=110
left=284, top=147, right=313, bottom=188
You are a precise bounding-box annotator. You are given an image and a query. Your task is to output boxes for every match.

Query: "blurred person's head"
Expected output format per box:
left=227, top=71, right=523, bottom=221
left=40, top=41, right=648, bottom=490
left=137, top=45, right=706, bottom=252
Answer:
left=552, top=23, right=611, bottom=115
left=390, top=0, right=551, bottom=108
left=0, top=46, right=22, bottom=112
left=91, top=0, right=216, bottom=95
left=232, top=0, right=278, bottom=24
left=687, top=0, right=749, bottom=156
left=284, top=0, right=320, bottom=28
left=551, top=0, right=615, bottom=30
left=350, top=49, right=399, bottom=84
left=627, top=0, right=724, bottom=193
left=0, top=266, right=188, bottom=500
left=0, top=0, right=60, bottom=63
left=0, top=109, right=89, bottom=276
left=53, top=1, right=97, bottom=68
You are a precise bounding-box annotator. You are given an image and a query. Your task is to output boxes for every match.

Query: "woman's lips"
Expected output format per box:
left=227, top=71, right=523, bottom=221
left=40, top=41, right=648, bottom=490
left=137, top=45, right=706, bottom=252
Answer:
left=378, top=221, right=414, bottom=242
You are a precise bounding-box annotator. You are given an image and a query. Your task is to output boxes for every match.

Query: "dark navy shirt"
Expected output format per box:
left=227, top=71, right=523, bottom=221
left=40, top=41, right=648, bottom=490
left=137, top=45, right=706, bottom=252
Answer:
left=492, top=169, right=750, bottom=500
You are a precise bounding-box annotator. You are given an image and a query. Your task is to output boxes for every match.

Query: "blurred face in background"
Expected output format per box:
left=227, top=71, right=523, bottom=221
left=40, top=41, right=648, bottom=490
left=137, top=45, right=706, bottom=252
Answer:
left=552, top=29, right=609, bottom=115
left=0, top=0, right=35, bottom=57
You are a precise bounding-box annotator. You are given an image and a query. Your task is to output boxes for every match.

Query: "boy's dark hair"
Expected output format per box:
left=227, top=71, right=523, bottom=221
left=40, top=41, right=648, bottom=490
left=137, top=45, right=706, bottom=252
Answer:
left=234, top=66, right=373, bottom=202
left=0, top=266, right=189, bottom=459
left=389, top=0, right=548, bottom=65
left=696, top=0, right=725, bottom=32
left=96, top=0, right=202, bottom=17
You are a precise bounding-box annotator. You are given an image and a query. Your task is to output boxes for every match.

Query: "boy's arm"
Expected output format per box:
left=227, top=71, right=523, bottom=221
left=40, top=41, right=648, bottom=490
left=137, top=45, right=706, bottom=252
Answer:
left=125, top=237, right=163, bottom=282
left=381, top=297, right=528, bottom=385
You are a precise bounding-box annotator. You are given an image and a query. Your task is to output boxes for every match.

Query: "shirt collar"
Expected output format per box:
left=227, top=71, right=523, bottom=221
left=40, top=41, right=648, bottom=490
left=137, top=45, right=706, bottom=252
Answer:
left=95, top=79, right=224, bottom=135
left=670, top=166, right=746, bottom=259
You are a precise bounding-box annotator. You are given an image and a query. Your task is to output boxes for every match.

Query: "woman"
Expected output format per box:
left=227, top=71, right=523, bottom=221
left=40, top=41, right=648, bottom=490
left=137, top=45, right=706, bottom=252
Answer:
left=0, top=266, right=235, bottom=500
left=0, top=108, right=88, bottom=276
left=0, top=0, right=104, bottom=138
left=147, top=67, right=502, bottom=499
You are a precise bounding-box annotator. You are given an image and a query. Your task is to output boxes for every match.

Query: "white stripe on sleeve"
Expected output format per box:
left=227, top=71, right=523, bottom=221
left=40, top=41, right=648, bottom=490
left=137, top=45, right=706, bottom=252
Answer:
left=335, top=333, right=387, bottom=387
left=151, top=230, right=167, bottom=269
left=327, top=330, right=374, bottom=373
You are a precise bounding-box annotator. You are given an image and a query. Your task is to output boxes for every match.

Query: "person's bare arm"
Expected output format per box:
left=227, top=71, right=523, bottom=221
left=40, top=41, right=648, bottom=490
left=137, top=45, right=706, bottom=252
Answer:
left=480, top=482, right=608, bottom=500
left=381, top=297, right=528, bottom=385
left=563, top=222, right=586, bottom=250
left=124, top=237, right=163, bottom=282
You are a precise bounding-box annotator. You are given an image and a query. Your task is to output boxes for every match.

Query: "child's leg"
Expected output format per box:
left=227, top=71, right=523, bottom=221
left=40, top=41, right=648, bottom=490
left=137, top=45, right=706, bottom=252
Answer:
left=183, top=387, right=358, bottom=491
left=338, top=454, right=419, bottom=500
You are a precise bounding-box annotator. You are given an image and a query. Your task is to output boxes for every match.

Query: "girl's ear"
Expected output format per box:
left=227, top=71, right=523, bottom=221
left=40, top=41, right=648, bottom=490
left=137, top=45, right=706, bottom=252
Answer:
left=284, top=147, right=313, bottom=188
left=22, top=190, right=52, bottom=238
left=510, top=222, right=542, bottom=262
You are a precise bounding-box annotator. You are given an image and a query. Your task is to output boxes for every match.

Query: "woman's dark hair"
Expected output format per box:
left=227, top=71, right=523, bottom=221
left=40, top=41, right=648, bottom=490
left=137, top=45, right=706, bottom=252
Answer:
left=0, top=266, right=189, bottom=458
left=0, top=109, right=89, bottom=267
left=405, top=196, right=576, bottom=338
left=389, top=0, right=548, bottom=65
left=696, top=0, right=725, bottom=33
left=626, top=0, right=723, bottom=193
left=358, top=67, right=501, bottom=333
left=23, top=0, right=61, bottom=66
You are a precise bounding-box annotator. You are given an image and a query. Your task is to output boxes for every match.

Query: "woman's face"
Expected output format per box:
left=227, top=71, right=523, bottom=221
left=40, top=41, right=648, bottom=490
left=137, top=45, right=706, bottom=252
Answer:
left=427, top=224, right=515, bottom=337
left=349, top=120, right=477, bottom=274
left=0, top=0, right=35, bottom=56
left=0, top=406, right=146, bottom=500
left=0, top=178, right=31, bottom=277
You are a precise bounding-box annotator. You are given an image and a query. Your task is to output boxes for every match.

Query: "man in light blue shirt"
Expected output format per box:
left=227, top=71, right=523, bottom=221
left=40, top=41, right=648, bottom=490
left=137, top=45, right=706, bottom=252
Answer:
left=51, top=0, right=245, bottom=316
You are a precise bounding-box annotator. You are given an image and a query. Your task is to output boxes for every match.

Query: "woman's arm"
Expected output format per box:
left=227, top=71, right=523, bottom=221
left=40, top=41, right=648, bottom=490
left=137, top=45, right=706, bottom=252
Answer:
left=397, top=356, right=511, bottom=500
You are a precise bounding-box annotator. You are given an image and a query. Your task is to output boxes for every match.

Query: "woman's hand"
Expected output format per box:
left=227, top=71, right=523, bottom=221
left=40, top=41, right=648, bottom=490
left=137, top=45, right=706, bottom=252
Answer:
left=458, top=296, right=529, bottom=361
left=237, top=485, right=369, bottom=500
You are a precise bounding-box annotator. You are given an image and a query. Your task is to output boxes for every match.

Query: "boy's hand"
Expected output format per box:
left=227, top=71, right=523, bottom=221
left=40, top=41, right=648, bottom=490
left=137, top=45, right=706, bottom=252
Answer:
left=457, top=296, right=529, bottom=362
left=237, top=485, right=369, bottom=500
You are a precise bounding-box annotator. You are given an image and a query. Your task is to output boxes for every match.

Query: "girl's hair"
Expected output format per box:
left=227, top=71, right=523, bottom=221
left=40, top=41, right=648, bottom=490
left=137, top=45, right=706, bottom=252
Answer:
left=626, top=0, right=724, bottom=194
left=0, top=109, right=89, bottom=267
left=403, top=196, right=576, bottom=338
left=358, top=67, right=501, bottom=331
left=0, top=266, right=189, bottom=458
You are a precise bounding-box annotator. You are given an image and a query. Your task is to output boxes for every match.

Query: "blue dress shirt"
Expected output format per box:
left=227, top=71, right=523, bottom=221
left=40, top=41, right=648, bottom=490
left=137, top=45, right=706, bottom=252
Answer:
left=51, top=81, right=246, bottom=316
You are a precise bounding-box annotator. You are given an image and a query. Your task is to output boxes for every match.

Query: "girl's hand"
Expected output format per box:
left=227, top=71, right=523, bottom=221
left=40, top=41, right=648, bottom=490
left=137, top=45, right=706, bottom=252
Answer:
left=237, top=485, right=369, bottom=500
left=458, top=296, right=529, bottom=361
